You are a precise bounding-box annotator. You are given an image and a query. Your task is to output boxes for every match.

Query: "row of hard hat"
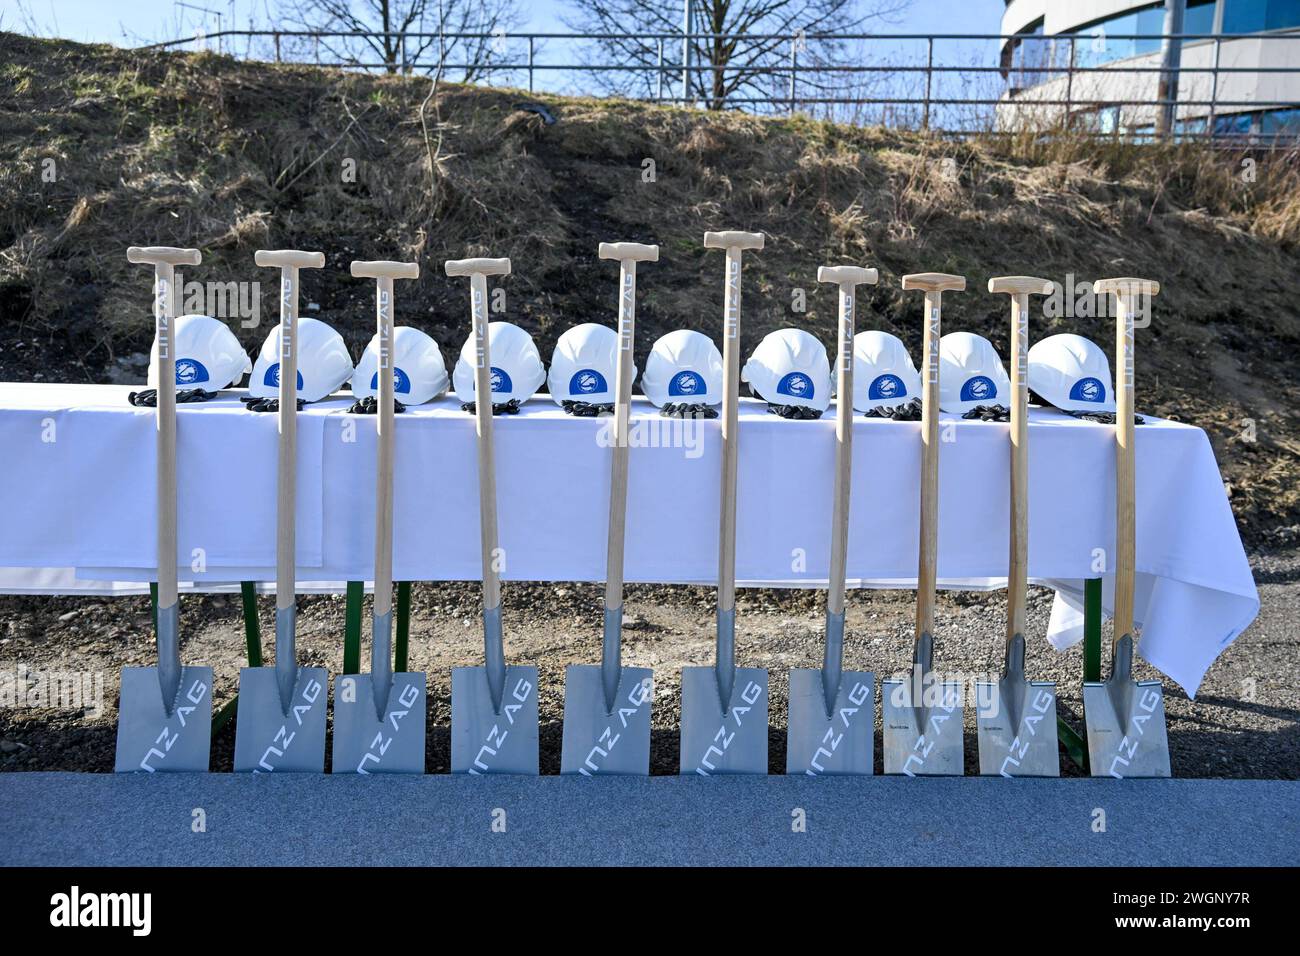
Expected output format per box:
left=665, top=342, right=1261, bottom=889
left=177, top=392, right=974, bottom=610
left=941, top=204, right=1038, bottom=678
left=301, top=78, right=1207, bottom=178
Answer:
left=151, top=314, right=1117, bottom=415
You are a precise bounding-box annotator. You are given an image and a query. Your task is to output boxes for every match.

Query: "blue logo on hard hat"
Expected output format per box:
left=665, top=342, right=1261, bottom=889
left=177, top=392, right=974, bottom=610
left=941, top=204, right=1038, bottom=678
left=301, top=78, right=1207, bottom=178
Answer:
left=370, top=368, right=412, bottom=394
left=174, top=358, right=210, bottom=385
left=570, top=368, right=607, bottom=395
left=669, top=370, right=705, bottom=396
left=960, top=375, right=995, bottom=402
left=1070, top=376, right=1105, bottom=404
left=868, top=373, right=905, bottom=401
left=263, top=363, right=304, bottom=390
left=490, top=366, right=512, bottom=393
left=776, top=371, right=814, bottom=399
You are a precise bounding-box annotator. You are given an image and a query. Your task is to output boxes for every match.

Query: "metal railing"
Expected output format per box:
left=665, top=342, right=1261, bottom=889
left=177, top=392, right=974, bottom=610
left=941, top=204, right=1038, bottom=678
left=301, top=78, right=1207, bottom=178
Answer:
left=142, top=28, right=1300, bottom=143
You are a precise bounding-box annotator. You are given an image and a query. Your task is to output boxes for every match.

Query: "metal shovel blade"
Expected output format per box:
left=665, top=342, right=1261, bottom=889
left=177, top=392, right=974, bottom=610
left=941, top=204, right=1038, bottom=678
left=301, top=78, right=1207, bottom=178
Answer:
left=975, top=634, right=1060, bottom=777
left=1083, top=634, right=1171, bottom=778
left=976, top=677, right=1060, bottom=777
left=451, top=665, right=540, bottom=774
left=330, top=672, right=426, bottom=774
left=233, top=667, right=328, bottom=772
left=560, top=665, right=653, bottom=775
left=679, top=666, right=769, bottom=775
left=114, top=665, right=213, bottom=773
left=786, top=668, right=874, bottom=775
left=881, top=634, right=964, bottom=776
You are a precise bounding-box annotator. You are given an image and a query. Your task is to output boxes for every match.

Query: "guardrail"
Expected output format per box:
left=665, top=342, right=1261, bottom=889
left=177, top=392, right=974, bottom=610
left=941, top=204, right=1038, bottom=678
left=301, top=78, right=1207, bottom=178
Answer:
left=142, top=29, right=1300, bottom=144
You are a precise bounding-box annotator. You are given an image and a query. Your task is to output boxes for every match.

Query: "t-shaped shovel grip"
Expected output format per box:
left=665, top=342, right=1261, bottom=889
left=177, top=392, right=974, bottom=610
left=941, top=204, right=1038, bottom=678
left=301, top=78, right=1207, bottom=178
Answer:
left=351, top=260, right=420, bottom=281
left=598, top=242, right=659, bottom=263
left=1095, top=277, right=1160, bottom=648
left=444, top=257, right=511, bottom=278
left=703, top=231, right=764, bottom=251
left=901, top=272, right=965, bottom=641
left=127, top=246, right=202, bottom=268
left=817, top=265, right=878, bottom=287
left=988, top=276, right=1055, bottom=649
left=255, top=250, right=326, bottom=271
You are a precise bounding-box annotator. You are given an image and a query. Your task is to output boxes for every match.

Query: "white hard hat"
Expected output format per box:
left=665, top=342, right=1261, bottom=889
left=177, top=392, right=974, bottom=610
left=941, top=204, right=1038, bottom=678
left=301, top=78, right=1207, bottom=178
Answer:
left=852, top=330, right=920, bottom=411
left=640, top=329, right=723, bottom=407
left=350, top=326, right=449, bottom=405
left=248, top=316, right=353, bottom=403
left=1028, top=333, right=1115, bottom=413
left=147, top=314, right=251, bottom=392
left=741, top=328, right=831, bottom=412
left=939, top=331, right=1011, bottom=413
left=453, top=321, right=546, bottom=405
left=546, top=323, right=632, bottom=406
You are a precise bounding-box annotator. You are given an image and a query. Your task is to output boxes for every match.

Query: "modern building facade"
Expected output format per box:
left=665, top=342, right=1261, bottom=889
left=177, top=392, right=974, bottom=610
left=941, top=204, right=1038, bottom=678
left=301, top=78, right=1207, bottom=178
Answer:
left=998, top=1, right=1300, bottom=140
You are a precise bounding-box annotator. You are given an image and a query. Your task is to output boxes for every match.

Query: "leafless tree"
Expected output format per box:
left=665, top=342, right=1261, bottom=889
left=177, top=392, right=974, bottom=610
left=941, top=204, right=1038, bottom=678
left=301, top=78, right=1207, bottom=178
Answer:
left=563, top=0, right=909, bottom=111
left=281, top=0, right=525, bottom=79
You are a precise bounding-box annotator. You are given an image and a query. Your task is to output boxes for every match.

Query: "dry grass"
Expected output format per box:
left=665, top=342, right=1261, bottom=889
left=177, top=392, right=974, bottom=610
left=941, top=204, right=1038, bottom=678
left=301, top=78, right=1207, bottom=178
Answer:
left=1, top=31, right=1299, bottom=539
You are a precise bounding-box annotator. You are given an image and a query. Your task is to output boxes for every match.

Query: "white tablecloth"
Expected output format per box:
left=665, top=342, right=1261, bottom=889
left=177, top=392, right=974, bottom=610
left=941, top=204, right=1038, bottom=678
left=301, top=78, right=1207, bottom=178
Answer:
left=0, top=382, right=1258, bottom=696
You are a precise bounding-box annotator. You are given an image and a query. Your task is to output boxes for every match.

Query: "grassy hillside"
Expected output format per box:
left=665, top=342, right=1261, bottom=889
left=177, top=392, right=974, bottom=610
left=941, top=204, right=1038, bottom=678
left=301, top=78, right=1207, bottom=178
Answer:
left=2, top=31, right=1298, bottom=543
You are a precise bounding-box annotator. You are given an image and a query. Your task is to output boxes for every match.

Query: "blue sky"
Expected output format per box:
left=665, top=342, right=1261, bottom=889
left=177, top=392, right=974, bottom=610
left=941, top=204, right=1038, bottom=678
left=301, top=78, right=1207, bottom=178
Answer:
left=8, top=0, right=1005, bottom=46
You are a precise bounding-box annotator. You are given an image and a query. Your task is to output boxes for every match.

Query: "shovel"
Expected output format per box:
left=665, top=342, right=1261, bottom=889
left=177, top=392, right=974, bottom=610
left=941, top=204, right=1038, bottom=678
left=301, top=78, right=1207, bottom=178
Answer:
left=331, top=259, right=427, bottom=774
left=976, top=276, right=1060, bottom=777
left=115, top=246, right=213, bottom=773
left=680, top=230, right=769, bottom=776
left=1084, top=277, right=1171, bottom=778
left=446, top=257, right=540, bottom=775
left=561, top=242, right=658, bottom=776
left=883, top=272, right=966, bottom=776
left=233, top=250, right=329, bottom=773
left=786, top=264, right=879, bottom=775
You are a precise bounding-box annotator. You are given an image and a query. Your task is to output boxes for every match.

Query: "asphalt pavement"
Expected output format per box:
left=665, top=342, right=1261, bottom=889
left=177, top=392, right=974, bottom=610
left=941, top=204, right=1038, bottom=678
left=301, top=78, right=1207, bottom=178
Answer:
left=1, top=773, right=1295, bottom=866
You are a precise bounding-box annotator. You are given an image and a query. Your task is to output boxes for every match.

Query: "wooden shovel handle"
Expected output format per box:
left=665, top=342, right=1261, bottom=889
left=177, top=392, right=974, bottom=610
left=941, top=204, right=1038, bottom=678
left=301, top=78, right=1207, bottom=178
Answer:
left=818, top=265, right=879, bottom=615
left=603, top=246, right=655, bottom=611
left=708, top=232, right=763, bottom=611
left=1097, top=277, right=1160, bottom=645
left=902, top=273, right=965, bottom=635
left=256, top=251, right=324, bottom=612
left=988, top=276, right=1055, bottom=643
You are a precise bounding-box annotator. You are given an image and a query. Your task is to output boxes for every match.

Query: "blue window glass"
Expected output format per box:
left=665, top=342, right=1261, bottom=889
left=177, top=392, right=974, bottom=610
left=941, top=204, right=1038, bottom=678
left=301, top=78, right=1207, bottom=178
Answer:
left=1261, top=107, right=1300, bottom=136
left=1071, top=3, right=1167, bottom=68
left=1213, top=112, right=1255, bottom=135
left=1224, top=0, right=1300, bottom=32
left=1224, top=0, right=1268, bottom=31
left=1185, top=0, right=1218, bottom=35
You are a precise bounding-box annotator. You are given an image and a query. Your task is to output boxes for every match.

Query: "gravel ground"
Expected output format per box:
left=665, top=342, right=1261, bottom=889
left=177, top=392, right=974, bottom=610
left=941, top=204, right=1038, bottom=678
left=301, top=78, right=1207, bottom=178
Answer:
left=1, top=549, right=1296, bottom=778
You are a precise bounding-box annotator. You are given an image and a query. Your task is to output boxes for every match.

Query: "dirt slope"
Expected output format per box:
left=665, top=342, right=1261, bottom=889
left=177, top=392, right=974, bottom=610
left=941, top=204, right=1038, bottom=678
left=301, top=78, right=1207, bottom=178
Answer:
left=1, top=31, right=1298, bottom=542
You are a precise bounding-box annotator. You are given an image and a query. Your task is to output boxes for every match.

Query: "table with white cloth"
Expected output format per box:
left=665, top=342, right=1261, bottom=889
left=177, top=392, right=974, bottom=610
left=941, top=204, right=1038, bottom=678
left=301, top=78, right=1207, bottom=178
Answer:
left=0, top=382, right=1258, bottom=698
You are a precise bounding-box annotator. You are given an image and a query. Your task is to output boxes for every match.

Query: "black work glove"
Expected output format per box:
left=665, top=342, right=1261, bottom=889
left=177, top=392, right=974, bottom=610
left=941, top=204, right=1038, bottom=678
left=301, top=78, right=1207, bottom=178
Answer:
left=863, top=397, right=923, bottom=421
left=767, top=403, right=822, bottom=420
left=1067, top=410, right=1146, bottom=425
left=562, top=400, right=614, bottom=417
left=461, top=399, right=521, bottom=415
left=348, top=396, right=407, bottom=414
left=660, top=402, right=719, bottom=419
left=128, top=388, right=218, bottom=407
left=240, top=396, right=307, bottom=413
left=962, top=404, right=1011, bottom=422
